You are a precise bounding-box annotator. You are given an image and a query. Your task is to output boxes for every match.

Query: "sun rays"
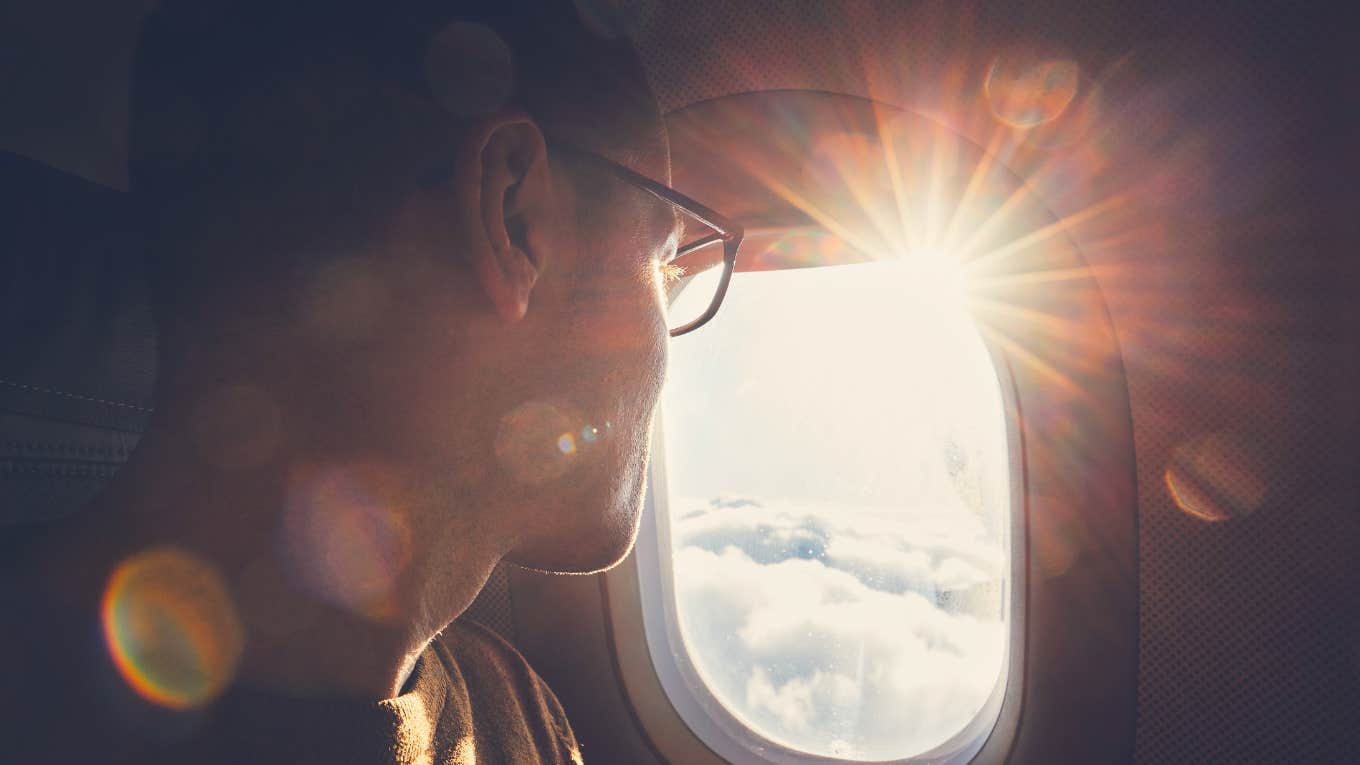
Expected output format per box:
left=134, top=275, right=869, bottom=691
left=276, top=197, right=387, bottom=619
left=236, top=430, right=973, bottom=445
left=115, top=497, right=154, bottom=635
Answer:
left=657, top=4, right=1310, bottom=525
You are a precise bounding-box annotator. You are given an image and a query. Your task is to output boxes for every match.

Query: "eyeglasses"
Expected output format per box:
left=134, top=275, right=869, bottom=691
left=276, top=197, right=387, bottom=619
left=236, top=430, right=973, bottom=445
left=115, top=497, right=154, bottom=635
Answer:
left=550, top=144, right=744, bottom=337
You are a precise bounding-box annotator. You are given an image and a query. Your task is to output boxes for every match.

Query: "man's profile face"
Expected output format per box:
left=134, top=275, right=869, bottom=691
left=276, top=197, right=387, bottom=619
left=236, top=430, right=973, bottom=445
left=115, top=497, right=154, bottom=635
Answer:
left=153, top=48, right=676, bottom=629
left=314, top=84, right=678, bottom=591
left=484, top=144, right=678, bottom=574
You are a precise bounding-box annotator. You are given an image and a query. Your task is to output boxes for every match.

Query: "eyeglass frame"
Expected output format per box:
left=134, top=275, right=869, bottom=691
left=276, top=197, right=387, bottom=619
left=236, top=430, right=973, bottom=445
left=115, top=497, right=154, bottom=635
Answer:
left=548, top=142, right=745, bottom=337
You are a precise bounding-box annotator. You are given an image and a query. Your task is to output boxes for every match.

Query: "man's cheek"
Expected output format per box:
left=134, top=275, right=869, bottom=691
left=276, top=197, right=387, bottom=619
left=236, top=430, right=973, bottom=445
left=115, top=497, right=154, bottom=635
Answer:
left=603, top=346, right=665, bottom=430
left=605, top=414, right=652, bottom=526
left=568, top=300, right=663, bottom=359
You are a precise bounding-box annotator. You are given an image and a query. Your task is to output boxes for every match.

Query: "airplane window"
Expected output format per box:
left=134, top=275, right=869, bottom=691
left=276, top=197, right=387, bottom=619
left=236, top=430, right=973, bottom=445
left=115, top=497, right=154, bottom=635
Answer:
left=648, top=252, right=1011, bottom=762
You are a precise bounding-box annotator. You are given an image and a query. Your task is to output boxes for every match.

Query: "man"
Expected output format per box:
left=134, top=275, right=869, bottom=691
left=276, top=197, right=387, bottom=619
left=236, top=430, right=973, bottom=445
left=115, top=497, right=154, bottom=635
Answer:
left=1, top=0, right=732, bottom=761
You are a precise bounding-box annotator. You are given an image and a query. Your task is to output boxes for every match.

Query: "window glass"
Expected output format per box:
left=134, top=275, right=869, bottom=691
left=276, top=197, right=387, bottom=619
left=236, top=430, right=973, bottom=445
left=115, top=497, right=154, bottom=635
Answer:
left=658, top=255, right=1010, bottom=761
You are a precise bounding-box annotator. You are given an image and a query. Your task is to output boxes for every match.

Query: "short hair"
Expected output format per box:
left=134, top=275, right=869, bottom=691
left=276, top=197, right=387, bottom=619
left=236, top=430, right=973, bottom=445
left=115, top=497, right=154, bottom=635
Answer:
left=129, top=0, right=664, bottom=330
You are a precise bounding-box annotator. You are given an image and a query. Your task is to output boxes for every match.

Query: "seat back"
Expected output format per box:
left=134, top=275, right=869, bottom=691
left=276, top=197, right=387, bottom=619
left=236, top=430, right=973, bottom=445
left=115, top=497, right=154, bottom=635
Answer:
left=1, top=152, right=156, bottom=525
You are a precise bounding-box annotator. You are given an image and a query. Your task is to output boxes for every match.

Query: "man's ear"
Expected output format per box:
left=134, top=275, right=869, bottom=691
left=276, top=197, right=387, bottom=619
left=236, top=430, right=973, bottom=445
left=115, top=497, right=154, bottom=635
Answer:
left=452, top=114, right=552, bottom=323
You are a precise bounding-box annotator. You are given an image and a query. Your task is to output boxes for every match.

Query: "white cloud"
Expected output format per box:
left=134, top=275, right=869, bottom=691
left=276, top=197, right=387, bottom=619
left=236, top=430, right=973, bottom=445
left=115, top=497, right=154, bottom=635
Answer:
left=669, top=496, right=1007, bottom=760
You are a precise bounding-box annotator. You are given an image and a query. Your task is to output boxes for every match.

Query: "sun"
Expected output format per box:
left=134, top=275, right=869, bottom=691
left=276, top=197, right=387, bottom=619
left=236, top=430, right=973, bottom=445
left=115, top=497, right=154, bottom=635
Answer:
left=881, top=247, right=972, bottom=316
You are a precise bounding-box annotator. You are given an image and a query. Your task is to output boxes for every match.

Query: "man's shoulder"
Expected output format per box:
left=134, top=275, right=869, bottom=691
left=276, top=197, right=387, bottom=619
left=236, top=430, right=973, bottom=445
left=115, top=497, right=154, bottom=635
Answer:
left=433, top=619, right=544, bottom=689
left=429, top=618, right=554, bottom=703
left=427, top=619, right=583, bottom=764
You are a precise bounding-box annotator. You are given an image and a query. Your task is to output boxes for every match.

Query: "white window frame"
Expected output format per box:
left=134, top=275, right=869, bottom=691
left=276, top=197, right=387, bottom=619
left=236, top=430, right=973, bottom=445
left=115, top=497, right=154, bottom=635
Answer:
left=603, top=340, right=1027, bottom=765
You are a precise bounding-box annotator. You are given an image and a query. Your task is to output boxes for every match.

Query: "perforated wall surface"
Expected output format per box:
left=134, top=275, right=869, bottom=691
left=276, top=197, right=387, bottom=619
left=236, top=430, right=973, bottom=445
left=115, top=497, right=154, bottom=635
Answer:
left=459, top=561, right=518, bottom=646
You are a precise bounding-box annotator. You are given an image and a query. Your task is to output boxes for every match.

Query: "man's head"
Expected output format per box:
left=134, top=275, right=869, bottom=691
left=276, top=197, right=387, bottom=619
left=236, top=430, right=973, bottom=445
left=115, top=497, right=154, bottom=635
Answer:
left=129, top=0, right=677, bottom=629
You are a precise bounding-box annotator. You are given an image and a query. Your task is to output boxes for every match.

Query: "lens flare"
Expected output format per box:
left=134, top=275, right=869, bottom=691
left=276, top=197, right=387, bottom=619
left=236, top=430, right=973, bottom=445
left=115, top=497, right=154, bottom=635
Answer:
left=985, top=54, right=1080, bottom=129
left=101, top=547, right=244, bottom=709
left=1164, top=432, right=1269, bottom=522
left=495, top=401, right=584, bottom=484
left=1020, top=71, right=1105, bottom=150
left=281, top=462, right=414, bottom=620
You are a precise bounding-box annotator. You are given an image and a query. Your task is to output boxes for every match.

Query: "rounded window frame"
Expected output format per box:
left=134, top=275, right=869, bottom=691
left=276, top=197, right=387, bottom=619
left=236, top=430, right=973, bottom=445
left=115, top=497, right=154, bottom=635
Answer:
left=607, top=333, right=1025, bottom=765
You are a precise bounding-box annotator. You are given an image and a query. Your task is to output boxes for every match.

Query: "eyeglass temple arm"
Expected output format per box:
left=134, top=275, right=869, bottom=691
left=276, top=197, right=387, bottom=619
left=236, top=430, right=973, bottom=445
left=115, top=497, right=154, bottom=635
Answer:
left=547, top=140, right=743, bottom=243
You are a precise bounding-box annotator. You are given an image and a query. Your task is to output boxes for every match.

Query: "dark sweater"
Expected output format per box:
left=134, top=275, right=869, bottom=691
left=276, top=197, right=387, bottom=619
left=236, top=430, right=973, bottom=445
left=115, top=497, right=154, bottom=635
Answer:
left=2, top=594, right=582, bottom=765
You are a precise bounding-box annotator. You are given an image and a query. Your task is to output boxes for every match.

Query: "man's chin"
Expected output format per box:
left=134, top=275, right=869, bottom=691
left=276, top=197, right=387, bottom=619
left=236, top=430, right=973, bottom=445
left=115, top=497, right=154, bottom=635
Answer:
left=504, top=500, right=645, bottom=575
left=504, top=529, right=638, bottom=575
